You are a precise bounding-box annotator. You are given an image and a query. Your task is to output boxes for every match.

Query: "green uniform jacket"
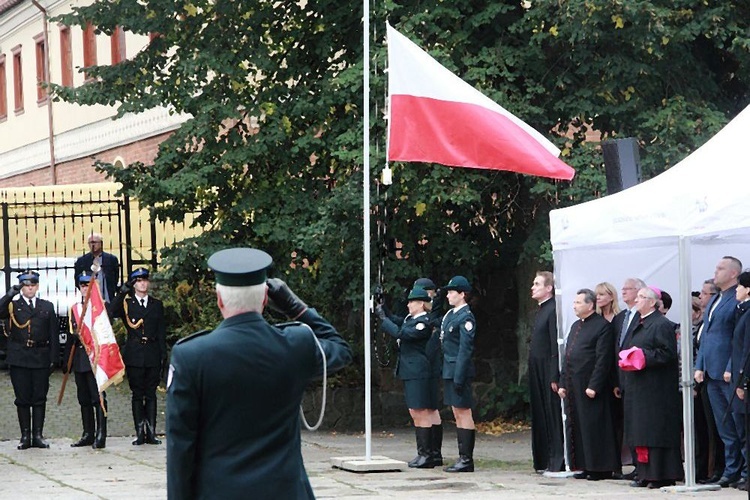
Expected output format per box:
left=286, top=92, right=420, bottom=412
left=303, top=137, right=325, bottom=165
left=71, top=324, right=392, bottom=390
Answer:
left=441, top=304, right=476, bottom=386
left=166, top=308, right=352, bottom=500
left=380, top=313, right=431, bottom=380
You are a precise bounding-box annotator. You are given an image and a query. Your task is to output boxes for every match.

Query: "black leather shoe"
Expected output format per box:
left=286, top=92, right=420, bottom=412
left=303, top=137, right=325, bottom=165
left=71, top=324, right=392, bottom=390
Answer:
left=587, top=471, right=613, bottom=481
left=738, top=480, right=749, bottom=491
left=573, top=472, right=587, bottom=479
left=699, top=474, right=721, bottom=484
left=732, top=478, right=747, bottom=489
left=716, top=476, right=735, bottom=488
left=648, top=480, right=675, bottom=489
left=630, top=479, right=648, bottom=488
left=621, top=470, right=637, bottom=480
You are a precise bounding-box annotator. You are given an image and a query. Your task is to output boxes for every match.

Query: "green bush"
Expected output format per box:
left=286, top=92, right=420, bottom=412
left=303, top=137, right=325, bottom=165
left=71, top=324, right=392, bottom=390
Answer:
left=478, top=382, right=530, bottom=422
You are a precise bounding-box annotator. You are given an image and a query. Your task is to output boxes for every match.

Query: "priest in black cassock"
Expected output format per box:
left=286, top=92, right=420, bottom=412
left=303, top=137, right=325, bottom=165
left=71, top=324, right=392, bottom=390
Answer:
left=528, top=271, right=565, bottom=473
left=558, top=288, right=620, bottom=480
left=620, top=286, right=683, bottom=489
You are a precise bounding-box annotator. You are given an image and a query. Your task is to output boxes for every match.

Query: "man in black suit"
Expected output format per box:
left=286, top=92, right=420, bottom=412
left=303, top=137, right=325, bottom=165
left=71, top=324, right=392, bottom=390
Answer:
left=528, top=271, right=565, bottom=473
left=74, top=232, right=119, bottom=302
left=110, top=267, right=167, bottom=445
left=166, top=248, right=352, bottom=499
left=0, top=271, right=59, bottom=450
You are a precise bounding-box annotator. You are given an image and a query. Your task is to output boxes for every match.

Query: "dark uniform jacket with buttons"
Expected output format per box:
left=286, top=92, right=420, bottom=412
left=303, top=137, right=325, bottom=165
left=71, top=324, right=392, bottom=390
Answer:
left=380, top=312, right=432, bottom=380
left=166, top=308, right=352, bottom=500
left=441, top=304, right=476, bottom=386
left=110, top=292, right=166, bottom=368
left=0, top=295, right=59, bottom=368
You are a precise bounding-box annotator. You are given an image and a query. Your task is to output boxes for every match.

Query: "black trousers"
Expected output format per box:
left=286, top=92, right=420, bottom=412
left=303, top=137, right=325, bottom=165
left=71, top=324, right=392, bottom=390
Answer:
left=126, top=365, right=160, bottom=402
left=9, top=365, right=49, bottom=407
left=75, top=370, right=106, bottom=407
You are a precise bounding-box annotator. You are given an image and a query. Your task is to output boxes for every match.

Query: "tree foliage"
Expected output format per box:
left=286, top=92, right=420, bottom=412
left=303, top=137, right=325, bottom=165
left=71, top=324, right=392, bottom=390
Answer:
left=50, top=0, right=749, bottom=353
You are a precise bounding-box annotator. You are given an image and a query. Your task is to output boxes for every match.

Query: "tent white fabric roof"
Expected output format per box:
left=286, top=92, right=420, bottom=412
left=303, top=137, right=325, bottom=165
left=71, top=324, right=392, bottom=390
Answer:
left=549, top=104, right=750, bottom=486
left=551, top=104, right=750, bottom=329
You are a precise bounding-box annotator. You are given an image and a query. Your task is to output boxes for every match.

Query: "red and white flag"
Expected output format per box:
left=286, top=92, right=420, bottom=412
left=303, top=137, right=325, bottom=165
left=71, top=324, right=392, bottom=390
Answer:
left=386, top=24, right=575, bottom=180
left=71, top=280, right=125, bottom=392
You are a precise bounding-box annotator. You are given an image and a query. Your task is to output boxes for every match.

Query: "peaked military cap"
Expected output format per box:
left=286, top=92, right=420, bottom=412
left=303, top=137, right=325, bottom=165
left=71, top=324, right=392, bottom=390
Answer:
left=413, top=277, right=436, bottom=290
left=444, top=275, right=471, bottom=292
left=77, top=273, right=92, bottom=284
left=130, top=268, right=150, bottom=280
left=407, top=287, right=431, bottom=302
left=18, top=271, right=40, bottom=284
left=208, top=247, right=272, bottom=286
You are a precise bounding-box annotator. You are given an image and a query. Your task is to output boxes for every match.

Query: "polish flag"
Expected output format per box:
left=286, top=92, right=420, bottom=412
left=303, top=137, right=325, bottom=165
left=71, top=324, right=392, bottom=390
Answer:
left=386, top=24, right=575, bottom=181
left=71, top=279, right=125, bottom=392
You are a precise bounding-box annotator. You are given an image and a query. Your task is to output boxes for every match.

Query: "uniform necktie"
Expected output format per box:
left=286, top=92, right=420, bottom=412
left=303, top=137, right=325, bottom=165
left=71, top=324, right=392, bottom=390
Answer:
left=140, top=298, right=145, bottom=308
left=28, top=299, right=34, bottom=310
left=619, top=309, right=631, bottom=346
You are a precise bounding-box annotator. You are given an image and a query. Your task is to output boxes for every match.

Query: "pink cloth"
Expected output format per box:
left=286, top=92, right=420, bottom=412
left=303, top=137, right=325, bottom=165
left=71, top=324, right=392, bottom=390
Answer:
left=618, top=346, right=646, bottom=371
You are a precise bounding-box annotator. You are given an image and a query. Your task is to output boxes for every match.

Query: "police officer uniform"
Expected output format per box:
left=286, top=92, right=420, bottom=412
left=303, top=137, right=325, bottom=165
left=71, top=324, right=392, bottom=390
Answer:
left=441, top=275, right=476, bottom=472
left=379, top=287, right=439, bottom=468
left=110, top=268, right=167, bottom=445
left=65, top=273, right=108, bottom=448
left=0, top=271, right=59, bottom=450
left=166, top=247, right=353, bottom=500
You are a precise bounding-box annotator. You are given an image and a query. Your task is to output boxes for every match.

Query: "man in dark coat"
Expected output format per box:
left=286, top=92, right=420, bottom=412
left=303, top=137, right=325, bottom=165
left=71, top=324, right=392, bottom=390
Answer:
left=0, top=271, right=59, bottom=450
left=74, top=232, right=119, bottom=302
left=557, top=288, right=619, bottom=480
left=110, top=267, right=167, bottom=445
left=166, top=248, right=352, bottom=500
left=528, top=271, right=565, bottom=473
left=621, top=286, right=683, bottom=489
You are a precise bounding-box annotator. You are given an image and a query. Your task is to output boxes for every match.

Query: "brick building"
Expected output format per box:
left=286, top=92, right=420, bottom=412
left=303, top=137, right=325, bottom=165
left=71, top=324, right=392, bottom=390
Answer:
left=0, top=0, right=187, bottom=187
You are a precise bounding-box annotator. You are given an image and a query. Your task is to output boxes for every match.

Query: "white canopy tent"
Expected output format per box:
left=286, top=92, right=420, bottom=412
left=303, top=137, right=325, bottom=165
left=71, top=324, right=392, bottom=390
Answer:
left=549, top=104, right=750, bottom=486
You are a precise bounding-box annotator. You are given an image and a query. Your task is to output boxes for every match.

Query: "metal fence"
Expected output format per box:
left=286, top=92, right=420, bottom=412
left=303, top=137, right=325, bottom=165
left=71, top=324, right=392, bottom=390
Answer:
left=0, top=182, right=204, bottom=308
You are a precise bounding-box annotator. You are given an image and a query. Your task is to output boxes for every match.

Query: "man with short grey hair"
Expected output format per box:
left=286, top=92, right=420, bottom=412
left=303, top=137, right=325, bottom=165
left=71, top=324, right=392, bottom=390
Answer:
left=166, top=247, right=352, bottom=499
left=694, top=256, right=743, bottom=487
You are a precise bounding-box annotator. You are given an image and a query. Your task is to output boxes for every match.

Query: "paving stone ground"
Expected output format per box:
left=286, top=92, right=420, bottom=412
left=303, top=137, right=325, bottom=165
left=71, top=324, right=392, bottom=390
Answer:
left=0, top=370, right=747, bottom=498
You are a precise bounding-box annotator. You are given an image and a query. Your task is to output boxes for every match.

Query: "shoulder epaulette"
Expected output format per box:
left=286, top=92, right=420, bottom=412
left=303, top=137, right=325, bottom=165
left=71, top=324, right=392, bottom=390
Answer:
left=175, top=329, right=212, bottom=345
left=275, top=321, right=303, bottom=328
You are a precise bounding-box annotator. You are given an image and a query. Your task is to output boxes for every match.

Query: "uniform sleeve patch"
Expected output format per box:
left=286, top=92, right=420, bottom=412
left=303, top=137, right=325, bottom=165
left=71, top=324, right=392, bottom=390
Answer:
left=465, top=321, right=474, bottom=331
left=416, top=322, right=426, bottom=331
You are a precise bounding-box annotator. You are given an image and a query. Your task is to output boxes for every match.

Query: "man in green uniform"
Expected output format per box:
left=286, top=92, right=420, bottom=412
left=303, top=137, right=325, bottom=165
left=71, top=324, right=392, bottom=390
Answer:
left=166, top=247, right=352, bottom=499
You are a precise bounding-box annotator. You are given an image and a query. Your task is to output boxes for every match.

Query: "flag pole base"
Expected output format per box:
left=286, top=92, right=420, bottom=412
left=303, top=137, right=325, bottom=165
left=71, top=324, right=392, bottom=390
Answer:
left=662, top=484, right=721, bottom=492
left=331, top=455, right=407, bottom=472
left=543, top=470, right=577, bottom=478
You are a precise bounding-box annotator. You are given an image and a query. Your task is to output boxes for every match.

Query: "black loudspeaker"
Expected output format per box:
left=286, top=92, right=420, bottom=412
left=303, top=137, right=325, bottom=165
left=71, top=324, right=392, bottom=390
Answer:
left=602, top=137, right=641, bottom=194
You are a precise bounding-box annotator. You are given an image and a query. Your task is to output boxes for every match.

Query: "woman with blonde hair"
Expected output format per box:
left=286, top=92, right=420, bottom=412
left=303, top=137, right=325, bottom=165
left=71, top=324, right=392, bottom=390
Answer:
left=595, top=282, right=621, bottom=322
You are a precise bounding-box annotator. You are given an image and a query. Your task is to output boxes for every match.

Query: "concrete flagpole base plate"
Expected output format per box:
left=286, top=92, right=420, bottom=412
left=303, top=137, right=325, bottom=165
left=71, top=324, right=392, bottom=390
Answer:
left=543, top=470, right=578, bottom=478
left=331, top=455, right=408, bottom=472
left=662, top=484, right=722, bottom=492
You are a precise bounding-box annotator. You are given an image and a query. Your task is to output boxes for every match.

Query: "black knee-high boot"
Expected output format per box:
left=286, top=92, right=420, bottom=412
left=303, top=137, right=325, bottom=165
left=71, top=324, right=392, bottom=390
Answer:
left=17, top=407, right=31, bottom=450
left=31, top=405, right=50, bottom=449
left=431, top=423, right=444, bottom=466
left=132, top=400, right=146, bottom=445
left=144, top=399, right=162, bottom=445
left=408, top=427, right=433, bottom=468
left=93, top=400, right=107, bottom=449
left=71, top=406, right=95, bottom=447
left=445, top=428, right=475, bottom=472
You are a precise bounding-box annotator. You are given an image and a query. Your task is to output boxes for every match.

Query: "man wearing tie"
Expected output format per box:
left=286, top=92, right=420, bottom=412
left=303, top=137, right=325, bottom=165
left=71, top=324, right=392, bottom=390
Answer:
left=0, top=271, right=59, bottom=450
left=110, top=268, right=167, bottom=445
left=695, top=256, right=743, bottom=487
left=74, top=232, right=119, bottom=303
left=612, top=277, right=646, bottom=479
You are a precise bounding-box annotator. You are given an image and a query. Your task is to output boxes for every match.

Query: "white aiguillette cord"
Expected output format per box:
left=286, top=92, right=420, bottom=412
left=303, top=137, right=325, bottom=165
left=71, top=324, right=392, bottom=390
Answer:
left=298, top=323, right=327, bottom=432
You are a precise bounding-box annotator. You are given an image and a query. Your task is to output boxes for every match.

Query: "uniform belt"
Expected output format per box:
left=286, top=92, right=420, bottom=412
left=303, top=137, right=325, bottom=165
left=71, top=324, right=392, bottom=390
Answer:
left=13, top=339, right=50, bottom=348
left=138, top=337, right=156, bottom=344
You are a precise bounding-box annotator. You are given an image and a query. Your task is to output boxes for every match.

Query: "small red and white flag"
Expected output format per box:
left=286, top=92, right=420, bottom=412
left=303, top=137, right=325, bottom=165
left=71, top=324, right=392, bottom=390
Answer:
left=71, top=280, right=125, bottom=392
left=386, top=23, right=575, bottom=180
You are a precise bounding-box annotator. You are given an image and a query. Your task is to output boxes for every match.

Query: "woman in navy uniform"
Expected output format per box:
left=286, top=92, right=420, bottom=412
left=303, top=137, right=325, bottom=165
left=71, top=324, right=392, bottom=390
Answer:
left=377, top=286, right=440, bottom=468
left=65, top=273, right=108, bottom=448
left=110, top=267, right=167, bottom=445
left=166, top=248, right=352, bottom=500
left=441, top=275, right=476, bottom=472
left=0, top=271, right=59, bottom=449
